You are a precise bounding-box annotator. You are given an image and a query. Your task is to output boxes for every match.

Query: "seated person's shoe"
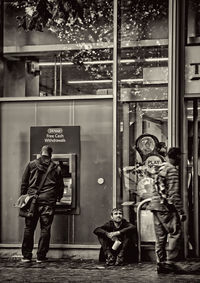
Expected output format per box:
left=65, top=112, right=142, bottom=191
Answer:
left=106, top=254, right=116, bottom=266
left=115, top=255, right=124, bottom=266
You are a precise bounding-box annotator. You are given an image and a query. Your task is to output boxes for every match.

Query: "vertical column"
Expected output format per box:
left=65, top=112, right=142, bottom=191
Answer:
left=0, top=0, right=3, bottom=242
left=193, top=99, right=199, bottom=256
left=122, top=103, right=130, bottom=220
left=168, top=0, right=180, bottom=147
left=112, top=0, right=119, bottom=208
left=54, top=56, right=57, bottom=96
left=182, top=101, right=189, bottom=258
left=59, top=54, right=62, bottom=96
left=169, top=0, right=189, bottom=258
left=178, top=0, right=189, bottom=259
left=0, top=0, right=3, bottom=98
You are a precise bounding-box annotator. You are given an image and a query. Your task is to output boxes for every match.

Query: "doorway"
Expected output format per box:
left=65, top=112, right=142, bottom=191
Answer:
left=186, top=99, right=200, bottom=257
left=120, top=100, right=168, bottom=219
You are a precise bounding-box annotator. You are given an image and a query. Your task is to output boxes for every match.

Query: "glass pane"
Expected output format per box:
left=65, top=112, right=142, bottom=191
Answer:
left=187, top=0, right=200, bottom=44
left=118, top=0, right=169, bottom=213
left=3, top=1, right=113, bottom=97
left=4, top=1, right=113, bottom=46
left=39, top=49, right=113, bottom=96
left=121, top=101, right=168, bottom=198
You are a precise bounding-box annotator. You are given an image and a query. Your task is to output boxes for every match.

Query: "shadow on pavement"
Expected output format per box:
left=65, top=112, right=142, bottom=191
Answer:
left=0, top=258, right=200, bottom=274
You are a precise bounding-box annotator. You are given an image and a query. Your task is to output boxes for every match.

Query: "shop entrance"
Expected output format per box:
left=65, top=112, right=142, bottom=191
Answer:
left=121, top=101, right=168, bottom=211
left=186, top=99, right=200, bottom=257
left=120, top=100, right=168, bottom=261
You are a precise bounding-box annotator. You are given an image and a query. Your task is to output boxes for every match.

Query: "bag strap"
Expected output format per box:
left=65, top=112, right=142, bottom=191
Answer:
left=36, top=161, right=54, bottom=196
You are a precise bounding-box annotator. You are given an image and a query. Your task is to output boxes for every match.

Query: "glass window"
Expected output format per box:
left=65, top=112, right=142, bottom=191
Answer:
left=187, top=0, right=200, bottom=44
left=39, top=49, right=113, bottom=96
left=3, top=1, right=113, bottom=97
left=118, top=0, right=169, bottom=209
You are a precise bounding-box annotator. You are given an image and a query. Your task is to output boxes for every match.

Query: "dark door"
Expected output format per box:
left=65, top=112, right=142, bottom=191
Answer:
left=186, top=99, right=200, bottom=257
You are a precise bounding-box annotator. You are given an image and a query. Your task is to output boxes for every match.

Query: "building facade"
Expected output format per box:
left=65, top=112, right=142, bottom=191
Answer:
left=0, top=0, right=200, bottom=260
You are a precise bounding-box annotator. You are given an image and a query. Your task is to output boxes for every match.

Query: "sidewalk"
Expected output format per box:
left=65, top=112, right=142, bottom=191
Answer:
left=1, top=258, right=200, bottom=282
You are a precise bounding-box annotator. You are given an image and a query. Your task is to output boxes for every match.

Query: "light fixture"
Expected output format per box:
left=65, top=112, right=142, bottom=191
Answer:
left=142, top=108, right=168, bottom=112
left=67, top=78, right=144, bottom=84
left=68, top=80, right=112, bottom=84
left=38, top=57, right=168, bottom=67
left=39, top=62, right=73, bottom=66
left=121, top=78, right=143, bottom=83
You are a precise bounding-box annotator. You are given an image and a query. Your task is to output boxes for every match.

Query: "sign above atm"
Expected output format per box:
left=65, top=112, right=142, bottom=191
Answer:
left=45, top=127, right=66, bottom=143
left=30, top=126, right=80, bottom=157
left=185, top=46, right=200, bottom=96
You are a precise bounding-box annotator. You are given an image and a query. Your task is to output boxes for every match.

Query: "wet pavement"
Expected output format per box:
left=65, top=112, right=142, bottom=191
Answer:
left=1, top=257, right=200, bottom=282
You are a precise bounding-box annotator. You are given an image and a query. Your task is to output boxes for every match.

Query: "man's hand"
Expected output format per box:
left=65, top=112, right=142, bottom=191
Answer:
left=123, top=166, right=135, bottom=173
left=106, top=231, right=120, bottom=240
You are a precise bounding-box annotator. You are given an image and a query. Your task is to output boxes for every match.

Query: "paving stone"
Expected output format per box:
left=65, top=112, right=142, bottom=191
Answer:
left=0, top=258, right=200, bottom=282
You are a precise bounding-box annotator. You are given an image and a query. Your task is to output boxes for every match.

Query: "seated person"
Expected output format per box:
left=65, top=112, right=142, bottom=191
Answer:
left=93, top=208, right=137, bottom=266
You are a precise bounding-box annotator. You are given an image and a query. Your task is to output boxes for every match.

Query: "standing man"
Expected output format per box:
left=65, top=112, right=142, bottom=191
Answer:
left=148, top=147, right=186, bottom=273
left=20, top=145, right=64, bottom=263
left=93, top=208, right=136, bottom=266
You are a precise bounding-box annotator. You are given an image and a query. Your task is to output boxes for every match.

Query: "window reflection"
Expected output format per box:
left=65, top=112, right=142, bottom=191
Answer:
left=121, top=0, right=168, bottom=41
left=39, top=49, right=113, bottom=96
left=121, top=101, right=168, bottom=207
left=119, top=0, right=169, bottom=209
left=187, top=0, right=200, bottom=44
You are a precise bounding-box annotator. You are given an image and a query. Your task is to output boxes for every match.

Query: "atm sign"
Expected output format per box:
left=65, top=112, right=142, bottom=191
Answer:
left=30, top=126, right=80, bottom=156
left=47, top=128, right=63, bottom=134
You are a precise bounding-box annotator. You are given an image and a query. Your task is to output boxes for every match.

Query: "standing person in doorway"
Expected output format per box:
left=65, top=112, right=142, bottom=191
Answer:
left=20, top=145, right=64, bottom=263
left=148, top=147, right=186, bottom=273
left=93, top=208, right=136, bottom=266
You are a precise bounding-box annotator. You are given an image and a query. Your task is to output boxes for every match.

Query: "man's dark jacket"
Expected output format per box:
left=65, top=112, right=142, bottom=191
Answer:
left=21, top=156, right=64, bottom=206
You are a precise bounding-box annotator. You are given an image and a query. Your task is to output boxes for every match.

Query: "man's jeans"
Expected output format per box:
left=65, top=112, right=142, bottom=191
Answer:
left=153, top=210, right=182, bottom=263
left=22, top=205, right=54, bottom=260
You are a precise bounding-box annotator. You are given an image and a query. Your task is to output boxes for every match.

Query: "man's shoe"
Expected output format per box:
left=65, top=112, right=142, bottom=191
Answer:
left=36, top=257, right=48, bottom=263
left=21, top=258, right=31, bottom=263
left=157, top=263, right=168, bottom=274
left=157, top=262, right=175, bottom=274
left=106, top=255, right=116, bottom=266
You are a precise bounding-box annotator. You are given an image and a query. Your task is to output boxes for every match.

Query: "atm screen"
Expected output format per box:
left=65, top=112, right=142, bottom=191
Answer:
left=58, top=160, right=71, bottom=178
left=53, top=160, right=72, bottom=205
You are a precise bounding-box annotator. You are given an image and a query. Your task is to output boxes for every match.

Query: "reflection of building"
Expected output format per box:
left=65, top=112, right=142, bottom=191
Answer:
left=0, top=0, right=200, bottom=260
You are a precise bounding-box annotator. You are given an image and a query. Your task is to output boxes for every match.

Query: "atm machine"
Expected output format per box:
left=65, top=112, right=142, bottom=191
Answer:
left=31, top=125, right=80, bottom=214
left=52, top=153, right=77, bottom=213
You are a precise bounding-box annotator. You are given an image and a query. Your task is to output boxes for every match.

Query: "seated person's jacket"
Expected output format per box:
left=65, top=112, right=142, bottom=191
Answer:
left=94, top=219, right=135, bottom=239
left=94, top=219, right=136, bottom=262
